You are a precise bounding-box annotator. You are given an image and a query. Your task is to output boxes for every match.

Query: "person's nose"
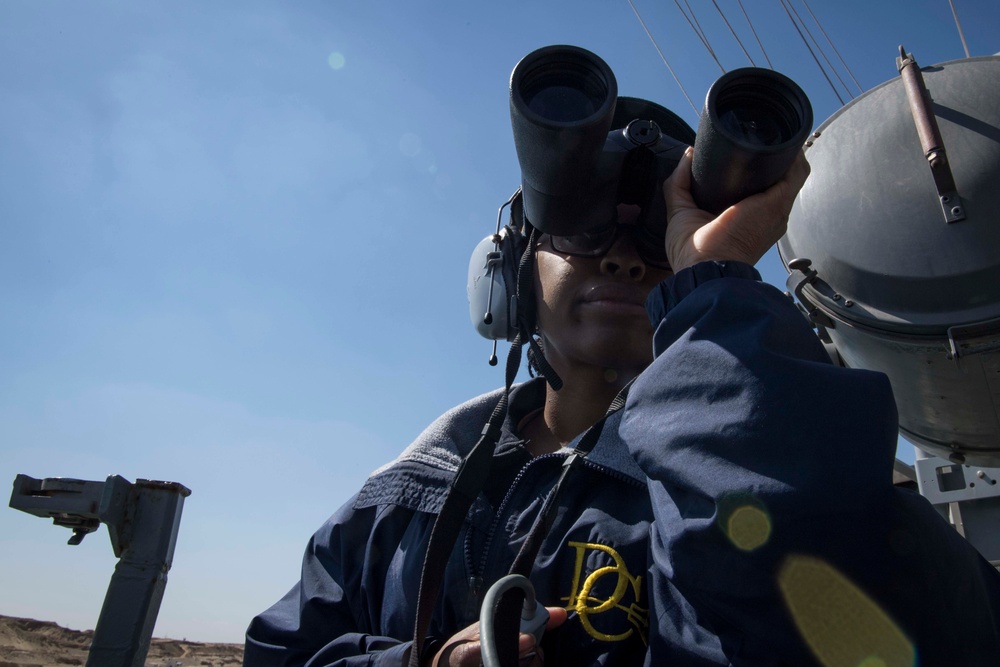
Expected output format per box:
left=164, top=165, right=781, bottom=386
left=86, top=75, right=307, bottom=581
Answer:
left=600, top=233, right=646, bottom=281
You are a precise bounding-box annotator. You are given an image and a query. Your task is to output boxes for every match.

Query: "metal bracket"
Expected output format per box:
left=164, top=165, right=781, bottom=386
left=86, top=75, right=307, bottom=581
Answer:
left=946, top=315, right=1000, bottom=360
left=11, top=474, right=136, bottom=553
left=914, top=457, right=1000, bottom=505
left=914, top=456, right=1000, bottom=562
left=786, top=258, right=835, bottom=342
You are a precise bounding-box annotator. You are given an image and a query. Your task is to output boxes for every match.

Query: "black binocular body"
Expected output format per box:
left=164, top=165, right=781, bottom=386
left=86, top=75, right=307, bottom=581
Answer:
left=509, top=45, right=813, bottom=239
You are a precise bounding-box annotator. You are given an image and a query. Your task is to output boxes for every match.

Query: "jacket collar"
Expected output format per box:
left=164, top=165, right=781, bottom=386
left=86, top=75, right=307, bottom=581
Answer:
left=354, top=378, right=645, bottom=514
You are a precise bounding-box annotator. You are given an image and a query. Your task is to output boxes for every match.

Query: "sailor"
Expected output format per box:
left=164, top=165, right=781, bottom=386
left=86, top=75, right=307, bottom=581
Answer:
left=244, top=141, right=1000, bottom=666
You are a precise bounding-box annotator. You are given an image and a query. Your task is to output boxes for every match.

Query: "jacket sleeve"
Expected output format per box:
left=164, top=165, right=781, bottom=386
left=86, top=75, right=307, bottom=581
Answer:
left=243, top=495, right=415, bottom=667
left=621, top=261, right=1000, bottom=665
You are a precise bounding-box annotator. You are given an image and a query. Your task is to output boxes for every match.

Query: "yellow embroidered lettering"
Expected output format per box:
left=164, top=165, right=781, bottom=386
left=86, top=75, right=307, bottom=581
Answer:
left=563, top=541, right=649, bottom=645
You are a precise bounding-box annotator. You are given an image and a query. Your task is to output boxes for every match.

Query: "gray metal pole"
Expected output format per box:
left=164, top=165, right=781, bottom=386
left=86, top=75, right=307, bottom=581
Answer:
left=9, top=475, right=191, bottom=667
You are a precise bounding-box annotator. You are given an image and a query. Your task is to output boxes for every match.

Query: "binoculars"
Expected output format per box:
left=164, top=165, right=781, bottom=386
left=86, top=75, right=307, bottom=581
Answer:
left=510, top=45, right=813, bottom=237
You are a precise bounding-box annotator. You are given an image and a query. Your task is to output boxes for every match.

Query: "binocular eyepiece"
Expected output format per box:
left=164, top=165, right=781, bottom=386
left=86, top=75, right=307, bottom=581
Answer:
left=509, top=45, right=813, bottom=235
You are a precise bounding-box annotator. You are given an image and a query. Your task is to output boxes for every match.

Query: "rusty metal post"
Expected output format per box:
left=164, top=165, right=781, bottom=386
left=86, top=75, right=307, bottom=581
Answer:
left=896, top=45, right=966, bottom=223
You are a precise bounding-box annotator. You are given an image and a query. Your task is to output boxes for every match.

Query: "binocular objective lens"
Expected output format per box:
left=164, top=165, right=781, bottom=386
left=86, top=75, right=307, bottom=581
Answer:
left=527, top=86, right=599, bottom=122
left=519, top=63, right=609, bottom=123
left=719, top=108, right=789, bottom=147
left=714, top=80, right=803, bottom=147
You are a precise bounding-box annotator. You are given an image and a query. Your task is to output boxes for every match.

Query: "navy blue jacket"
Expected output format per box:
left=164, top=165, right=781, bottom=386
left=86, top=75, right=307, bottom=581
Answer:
left=245, top=262, right=1000, bottom=666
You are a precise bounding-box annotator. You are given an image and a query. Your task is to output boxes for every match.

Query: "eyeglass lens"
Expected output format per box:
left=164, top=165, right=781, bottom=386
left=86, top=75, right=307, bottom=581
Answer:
left=550, top=225, right=670, bottom=269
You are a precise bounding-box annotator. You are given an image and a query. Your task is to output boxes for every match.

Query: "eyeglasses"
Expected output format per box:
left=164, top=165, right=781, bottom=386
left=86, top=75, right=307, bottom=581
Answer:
left=548, top=223, right=671, bottom=270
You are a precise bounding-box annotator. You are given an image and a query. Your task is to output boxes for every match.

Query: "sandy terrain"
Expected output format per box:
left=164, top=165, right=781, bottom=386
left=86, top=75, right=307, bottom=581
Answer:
left=0, top=614, right=243, bottom=667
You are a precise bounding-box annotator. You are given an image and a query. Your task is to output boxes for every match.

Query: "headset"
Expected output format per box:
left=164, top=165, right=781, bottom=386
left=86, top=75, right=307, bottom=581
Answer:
left=467, top=96, right=697, bottom=367
left=467, top=191, right=529, bottom=347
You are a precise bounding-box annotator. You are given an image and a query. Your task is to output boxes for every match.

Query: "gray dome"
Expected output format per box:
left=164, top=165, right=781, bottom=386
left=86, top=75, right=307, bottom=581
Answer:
left=778, top=55, right=1000, bottom=465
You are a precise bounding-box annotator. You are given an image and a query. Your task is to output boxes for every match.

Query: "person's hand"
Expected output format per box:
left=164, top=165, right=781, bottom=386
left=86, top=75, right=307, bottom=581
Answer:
left=428, top=607, right=568, bottom=667
left=663, top=145, right=810, bottom=272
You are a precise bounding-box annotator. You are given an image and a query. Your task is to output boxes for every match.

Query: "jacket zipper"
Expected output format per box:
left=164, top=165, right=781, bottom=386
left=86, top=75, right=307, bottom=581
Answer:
left=471, top=452, right=565, bottom=597
left=466, top=450, right=647, bottom=599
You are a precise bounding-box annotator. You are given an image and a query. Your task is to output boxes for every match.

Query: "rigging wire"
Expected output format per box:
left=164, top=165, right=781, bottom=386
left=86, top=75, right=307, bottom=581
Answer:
left=736, top=0, right=774, bottom=69
left=786, top=0, right=854, bottom=101
left=682, top=0, right=718, bottom=61
left=777, top=0, right=845, bottom=105
left=626, top=0, right=700, bottom=116
left=710, top=0, right=756, bottom=66
left=630, top=0, right=871, bottom=120
left=673, top=0, right=726, bottom=73
left=799, top=0, right=864, bottom=94
left=948, top=0, right=972, bottom=58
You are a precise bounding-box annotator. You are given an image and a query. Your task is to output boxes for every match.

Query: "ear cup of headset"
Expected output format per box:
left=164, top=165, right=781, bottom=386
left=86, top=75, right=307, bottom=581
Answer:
left=467, top=224, right=527, bottom=341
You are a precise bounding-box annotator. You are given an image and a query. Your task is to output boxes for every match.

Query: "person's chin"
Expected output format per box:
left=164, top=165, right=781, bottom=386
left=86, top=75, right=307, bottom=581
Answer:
left=579, top=337, right=653, bottom=372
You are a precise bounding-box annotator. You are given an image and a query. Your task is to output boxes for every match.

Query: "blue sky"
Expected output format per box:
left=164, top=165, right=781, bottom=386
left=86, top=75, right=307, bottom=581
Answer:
left=2, top=0, right=997, bottom=644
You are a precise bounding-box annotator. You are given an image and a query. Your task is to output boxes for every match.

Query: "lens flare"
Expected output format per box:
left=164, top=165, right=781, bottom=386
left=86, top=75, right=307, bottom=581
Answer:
left=725, top=505, right=772, bottom=551
left=778, top=554, right=915, bottom=667
left=398, top=133, right=422, bottom=157
left=327, top=52, right=346, bottom=70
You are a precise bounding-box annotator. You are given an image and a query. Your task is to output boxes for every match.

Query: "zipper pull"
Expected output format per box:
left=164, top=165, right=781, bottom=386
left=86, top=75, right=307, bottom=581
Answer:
left=468, top=576, right=483, bottom=598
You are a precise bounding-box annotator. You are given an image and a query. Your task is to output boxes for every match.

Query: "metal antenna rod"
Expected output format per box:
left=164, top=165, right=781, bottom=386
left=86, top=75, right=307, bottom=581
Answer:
left=948, top=0, right=972, bottom=58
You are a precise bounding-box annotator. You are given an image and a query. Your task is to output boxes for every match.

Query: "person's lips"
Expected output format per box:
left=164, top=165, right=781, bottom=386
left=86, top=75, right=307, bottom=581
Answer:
left=580, top=283, right=649, bottom=314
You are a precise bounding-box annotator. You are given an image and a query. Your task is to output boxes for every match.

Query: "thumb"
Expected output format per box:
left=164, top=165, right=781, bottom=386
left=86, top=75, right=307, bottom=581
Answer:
left=664, top=146, right=697, bottom=214
left=544, top=607, right=568, bottom=630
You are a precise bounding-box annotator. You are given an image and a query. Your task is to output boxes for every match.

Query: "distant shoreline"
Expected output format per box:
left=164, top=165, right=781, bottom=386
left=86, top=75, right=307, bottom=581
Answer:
left=0, top=614, right=243, bottom=667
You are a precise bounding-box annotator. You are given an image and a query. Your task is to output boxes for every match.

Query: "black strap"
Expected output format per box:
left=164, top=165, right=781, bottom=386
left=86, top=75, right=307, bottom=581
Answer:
left=407, top=334, right=523, bottom=667
left=407, top=227, right=563, bottom=666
